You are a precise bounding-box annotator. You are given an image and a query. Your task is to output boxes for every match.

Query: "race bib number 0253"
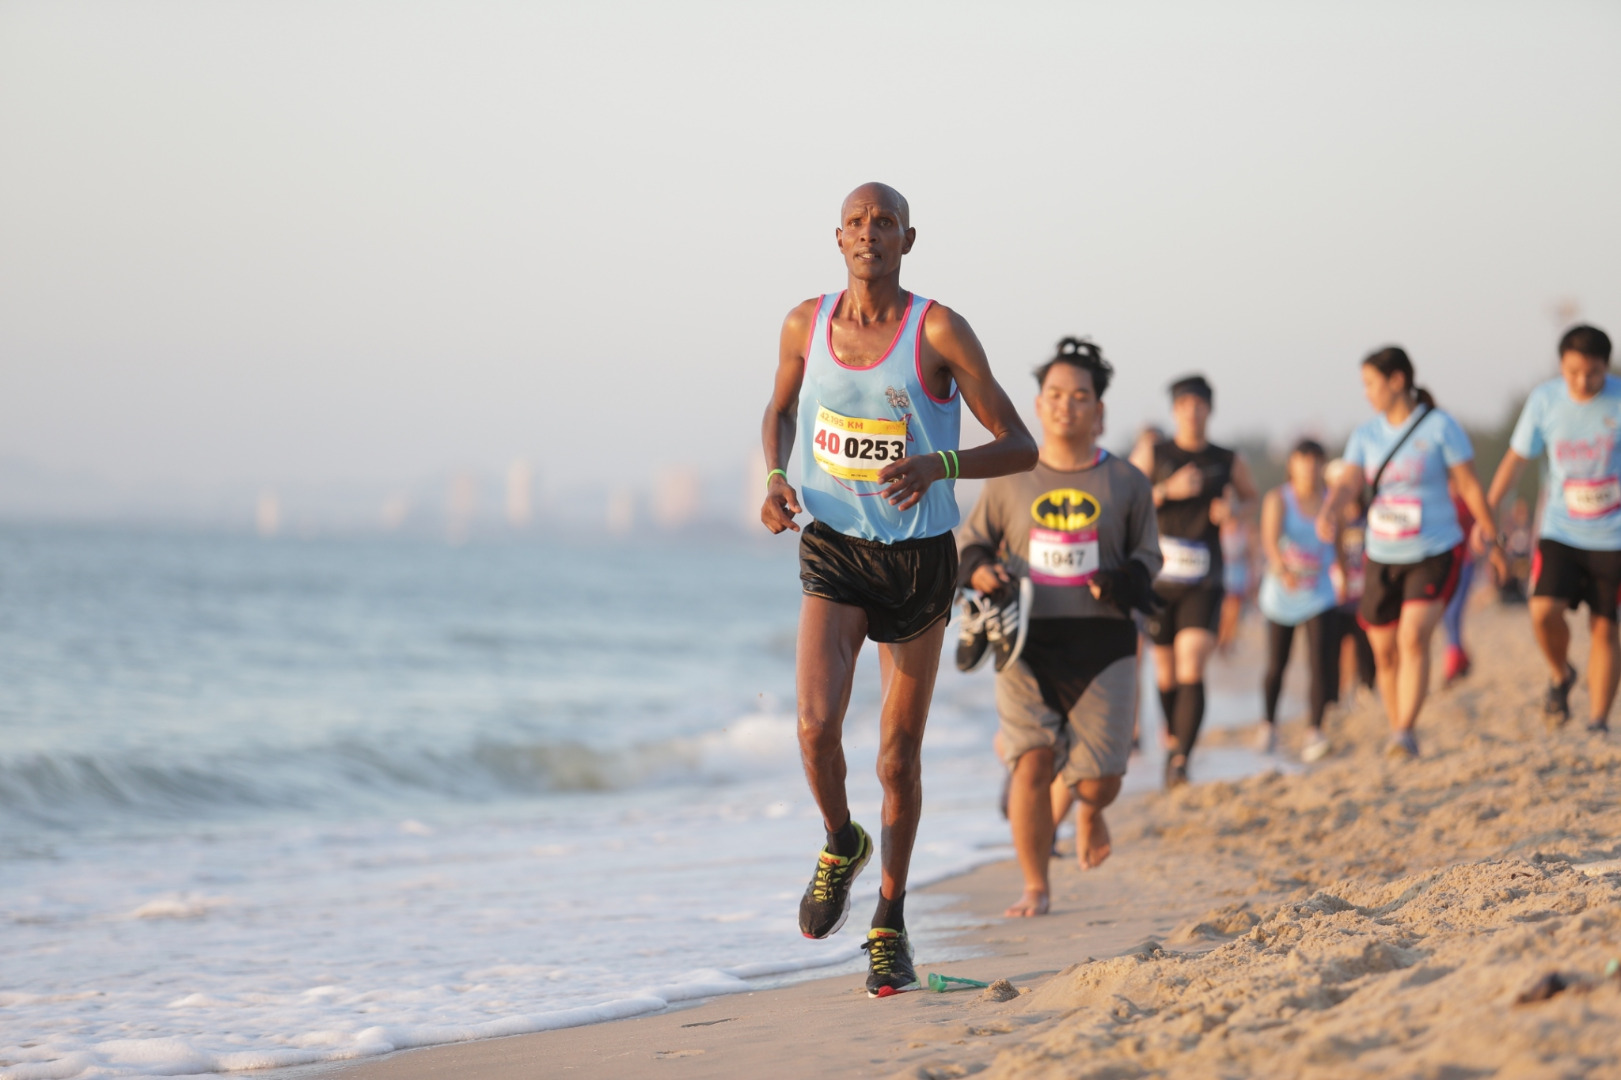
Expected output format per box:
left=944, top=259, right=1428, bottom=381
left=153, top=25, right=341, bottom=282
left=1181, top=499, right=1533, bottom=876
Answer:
left=812, top=406, right=907, bottom=483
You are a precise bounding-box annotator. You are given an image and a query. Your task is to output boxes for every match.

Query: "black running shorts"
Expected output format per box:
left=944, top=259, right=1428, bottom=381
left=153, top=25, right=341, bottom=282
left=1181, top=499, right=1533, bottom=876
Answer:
left=1143, top=584, right=1224, bottom=647
left=1532, top=538, right=1621, bottom=621
left=798, top=520, right=958, bottom=643
left=1359, top=547, right=1461, bottom=628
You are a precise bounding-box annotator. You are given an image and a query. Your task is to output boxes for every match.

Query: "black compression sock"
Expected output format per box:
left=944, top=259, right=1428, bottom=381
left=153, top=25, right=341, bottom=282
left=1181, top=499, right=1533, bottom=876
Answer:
left=1158, top=687, right=1177, bottom=728
left=872, top=889, right=905, bottom=932
left=827, top=817, right=860, bottom=858
left=1173, top=682, right=1206, bottom=756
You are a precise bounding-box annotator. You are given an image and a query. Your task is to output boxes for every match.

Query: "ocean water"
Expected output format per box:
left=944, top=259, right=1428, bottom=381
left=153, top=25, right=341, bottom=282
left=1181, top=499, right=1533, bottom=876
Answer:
left=0, top=525, right=1279, bottom=1079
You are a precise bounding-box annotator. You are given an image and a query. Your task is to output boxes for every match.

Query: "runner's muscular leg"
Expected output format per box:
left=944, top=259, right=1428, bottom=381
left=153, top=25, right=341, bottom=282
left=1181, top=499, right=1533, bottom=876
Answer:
left=873, top=617, right=947, bottom=901
left=1394, top=600, right=1446, bottom=731
left=1152, top=644, right=1177, bottom=692
left=1152, top=643, right=1177, bottom=748
left=1530, top=596, right=1573, bottom=683
left=1005, top=747, right=1055, bottom=917
left=1173, top=628, right=1216, bottom=684
left=1050, top=775, right=1075, bottom=826
left=1589, top=614, right=1620, bottom=723
left=796, top=595, right=868, bottom=833
left=1365, top=622, right=1401, bottom=726
left=1075, top=775, right=1122, bottom=870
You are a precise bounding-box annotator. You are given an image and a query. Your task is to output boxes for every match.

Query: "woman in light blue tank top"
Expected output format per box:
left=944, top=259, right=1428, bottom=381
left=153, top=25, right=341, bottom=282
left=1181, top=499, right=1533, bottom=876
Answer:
left=795, top=291, right=962, bottom=543
left=1257, top=440, right=1342, bottom=758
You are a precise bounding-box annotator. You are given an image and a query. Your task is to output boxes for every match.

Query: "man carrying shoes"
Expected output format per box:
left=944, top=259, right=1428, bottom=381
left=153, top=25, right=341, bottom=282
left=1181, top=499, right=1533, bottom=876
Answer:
left=957, top=338, right=1161, bottom=917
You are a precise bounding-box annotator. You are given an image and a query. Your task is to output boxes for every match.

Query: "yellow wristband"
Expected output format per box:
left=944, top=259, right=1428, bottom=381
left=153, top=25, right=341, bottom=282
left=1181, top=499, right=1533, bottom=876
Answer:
left=765, top=468, right=787, bottom=488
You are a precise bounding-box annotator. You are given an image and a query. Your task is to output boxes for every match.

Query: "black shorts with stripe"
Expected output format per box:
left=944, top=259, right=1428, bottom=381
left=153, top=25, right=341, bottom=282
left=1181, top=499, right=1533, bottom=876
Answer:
left=1359, top=546, right=1462, bottom=628
left=798, top=520, right=958, bottom=643
left=1532, top=538, right=1621, bottom=621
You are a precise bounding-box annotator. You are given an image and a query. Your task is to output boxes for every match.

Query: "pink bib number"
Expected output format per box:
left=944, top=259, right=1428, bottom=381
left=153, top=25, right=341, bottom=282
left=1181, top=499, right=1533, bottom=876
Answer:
left=1564, top=477, right=1621, bottom=520
left=1028, top=528, right=1099, bottom=586
left=1369, top=497, right=1422, bottom=541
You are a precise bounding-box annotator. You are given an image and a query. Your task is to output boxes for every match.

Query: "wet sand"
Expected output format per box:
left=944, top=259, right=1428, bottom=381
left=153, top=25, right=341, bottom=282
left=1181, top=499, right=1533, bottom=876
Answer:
left=320, top=602, right=1621, bottom=1079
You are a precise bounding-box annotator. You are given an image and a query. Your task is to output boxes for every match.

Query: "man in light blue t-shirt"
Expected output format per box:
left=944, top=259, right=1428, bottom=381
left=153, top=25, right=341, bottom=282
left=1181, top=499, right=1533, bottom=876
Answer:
left=1487, top=324, right=1620, bottom=732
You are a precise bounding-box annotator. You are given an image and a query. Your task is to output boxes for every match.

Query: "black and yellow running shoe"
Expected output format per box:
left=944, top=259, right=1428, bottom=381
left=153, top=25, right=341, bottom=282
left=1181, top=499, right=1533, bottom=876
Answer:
left=862, top=927, right=919, bottom=997
left=797, top=822, right=873, bottom=939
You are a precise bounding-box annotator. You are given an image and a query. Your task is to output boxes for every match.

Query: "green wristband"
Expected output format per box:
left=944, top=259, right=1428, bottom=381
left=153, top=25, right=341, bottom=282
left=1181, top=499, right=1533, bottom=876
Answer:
left=936, top=451, right=951, bottom=479
left=948, top=450, right=960, bottom=479
left=765, top=468, right=787, bottom=488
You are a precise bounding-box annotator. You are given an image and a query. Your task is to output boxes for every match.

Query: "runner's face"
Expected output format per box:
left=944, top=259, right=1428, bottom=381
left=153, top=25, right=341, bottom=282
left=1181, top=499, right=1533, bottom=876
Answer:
left=1288, top=452, right=1323, bottom=492
left=1360, top=365, right=1404, bottom=413
left=1171, top=393, right=1208, bottom=439
left=1036, top=364, right=1101, bottom=443
left=836, top=196, right=913, bottom=281
left=1560, top=350, right=1608, bottom=402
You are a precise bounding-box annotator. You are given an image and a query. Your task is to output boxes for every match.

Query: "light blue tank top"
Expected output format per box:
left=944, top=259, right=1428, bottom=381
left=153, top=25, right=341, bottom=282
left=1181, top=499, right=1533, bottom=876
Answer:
left=1259, top=487, right=1338, bottom=626
left=796, top=291, right=961, bottom=542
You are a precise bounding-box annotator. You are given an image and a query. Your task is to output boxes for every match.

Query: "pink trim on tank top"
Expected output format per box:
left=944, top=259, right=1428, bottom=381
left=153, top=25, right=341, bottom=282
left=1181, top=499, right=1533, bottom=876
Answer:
left=911, top=298, right=958, bottom=404
left=825, top=290, right=914, bottom=371
left=832, top=475, right=888, bottom=497
left=800, top=296, right=823, bottom=366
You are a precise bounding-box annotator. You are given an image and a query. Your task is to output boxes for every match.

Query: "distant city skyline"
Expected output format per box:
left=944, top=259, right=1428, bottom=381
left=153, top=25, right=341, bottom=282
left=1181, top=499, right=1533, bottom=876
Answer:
left=2, top=2, right=1617, bottom=520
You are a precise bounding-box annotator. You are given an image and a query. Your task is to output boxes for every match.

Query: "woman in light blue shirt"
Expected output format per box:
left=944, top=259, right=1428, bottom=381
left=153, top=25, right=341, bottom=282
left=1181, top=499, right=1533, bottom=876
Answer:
left=1319, top=347, right=1496, bottom=758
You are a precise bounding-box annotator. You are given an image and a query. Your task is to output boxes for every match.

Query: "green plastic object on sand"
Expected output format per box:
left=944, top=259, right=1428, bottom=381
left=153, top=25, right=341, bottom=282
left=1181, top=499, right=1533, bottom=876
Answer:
left=927, top=972, right=991, bottom=992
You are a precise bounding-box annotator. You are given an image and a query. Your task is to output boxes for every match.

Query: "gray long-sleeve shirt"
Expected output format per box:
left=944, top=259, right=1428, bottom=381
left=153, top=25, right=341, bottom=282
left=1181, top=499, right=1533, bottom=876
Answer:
left=956, top=451, right=1162, bottom=620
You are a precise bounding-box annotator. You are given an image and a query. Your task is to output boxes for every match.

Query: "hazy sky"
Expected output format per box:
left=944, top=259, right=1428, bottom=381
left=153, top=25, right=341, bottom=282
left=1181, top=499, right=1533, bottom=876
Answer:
left=2, top=1, right=1618, bottom=504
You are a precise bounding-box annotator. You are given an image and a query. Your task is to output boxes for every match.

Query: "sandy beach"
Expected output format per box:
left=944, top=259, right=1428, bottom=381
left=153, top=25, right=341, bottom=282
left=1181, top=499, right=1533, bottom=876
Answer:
left=322, top=600, right=1621, bottom=1079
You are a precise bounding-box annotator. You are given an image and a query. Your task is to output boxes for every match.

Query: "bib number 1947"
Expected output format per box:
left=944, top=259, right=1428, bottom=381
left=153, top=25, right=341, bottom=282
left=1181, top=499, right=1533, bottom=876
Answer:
left=1028, top=528, right=1099, bottom=586
left=812, top=406, right=908, bottom=483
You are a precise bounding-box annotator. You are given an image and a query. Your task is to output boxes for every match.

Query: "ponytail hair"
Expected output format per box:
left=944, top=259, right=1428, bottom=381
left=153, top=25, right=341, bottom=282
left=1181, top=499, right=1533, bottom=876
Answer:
left=1362, top=345, right=1436, bottom=409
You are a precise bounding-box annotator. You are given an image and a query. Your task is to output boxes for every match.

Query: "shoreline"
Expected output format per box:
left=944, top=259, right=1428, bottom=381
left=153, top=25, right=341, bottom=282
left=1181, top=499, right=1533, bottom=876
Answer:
left=313, top=783, right=1257, bottom=1080
left=318, top=601, right=1621, bottom=1078
left=303, top=607, right=1305, bottom=1078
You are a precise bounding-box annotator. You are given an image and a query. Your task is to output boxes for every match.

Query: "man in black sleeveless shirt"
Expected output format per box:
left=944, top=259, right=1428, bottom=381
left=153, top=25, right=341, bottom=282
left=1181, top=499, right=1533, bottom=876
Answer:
left=1129, top=375, right=1257, bottom=786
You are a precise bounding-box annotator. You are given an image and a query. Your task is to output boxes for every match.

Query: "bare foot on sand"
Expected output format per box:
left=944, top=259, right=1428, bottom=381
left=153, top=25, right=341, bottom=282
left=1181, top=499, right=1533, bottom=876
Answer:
left=1077, top=807, right=1112, bottom=869
left=1004, top=888, right=1050, bottom=917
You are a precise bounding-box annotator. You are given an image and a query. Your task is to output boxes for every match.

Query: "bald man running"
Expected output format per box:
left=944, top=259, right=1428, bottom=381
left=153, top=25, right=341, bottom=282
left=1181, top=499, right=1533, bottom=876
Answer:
left=761, top=183, right=1037, bottom=997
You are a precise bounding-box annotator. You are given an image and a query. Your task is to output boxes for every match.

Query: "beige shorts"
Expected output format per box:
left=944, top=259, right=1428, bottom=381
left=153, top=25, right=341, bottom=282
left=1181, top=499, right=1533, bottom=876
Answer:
left=996, top=654, right=1138, bottom=785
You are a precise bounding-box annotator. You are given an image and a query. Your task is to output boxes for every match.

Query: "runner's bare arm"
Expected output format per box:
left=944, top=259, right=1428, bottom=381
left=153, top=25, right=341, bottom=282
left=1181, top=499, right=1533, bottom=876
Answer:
left=1128, top=430, right=1156, bottom=482
left=1259, top=488, right=1290, bottom=587
left=759, top=300, right=819, bottom=534
left=1331, top=514, right=1346, bottom=590
left=875, top=304, right=1037, bottom=511
left=1485, top=449, right=1528, bottom=517
left=1317, top=466, right=1365, bottom=543
left=1130, top=435, right=1202, bottom=506
left=1227, top=454, right=1261, bottom=510
left=1451, top=461, right=1498, bottom=555
left=1130, top=473, right=1165, bottom=579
